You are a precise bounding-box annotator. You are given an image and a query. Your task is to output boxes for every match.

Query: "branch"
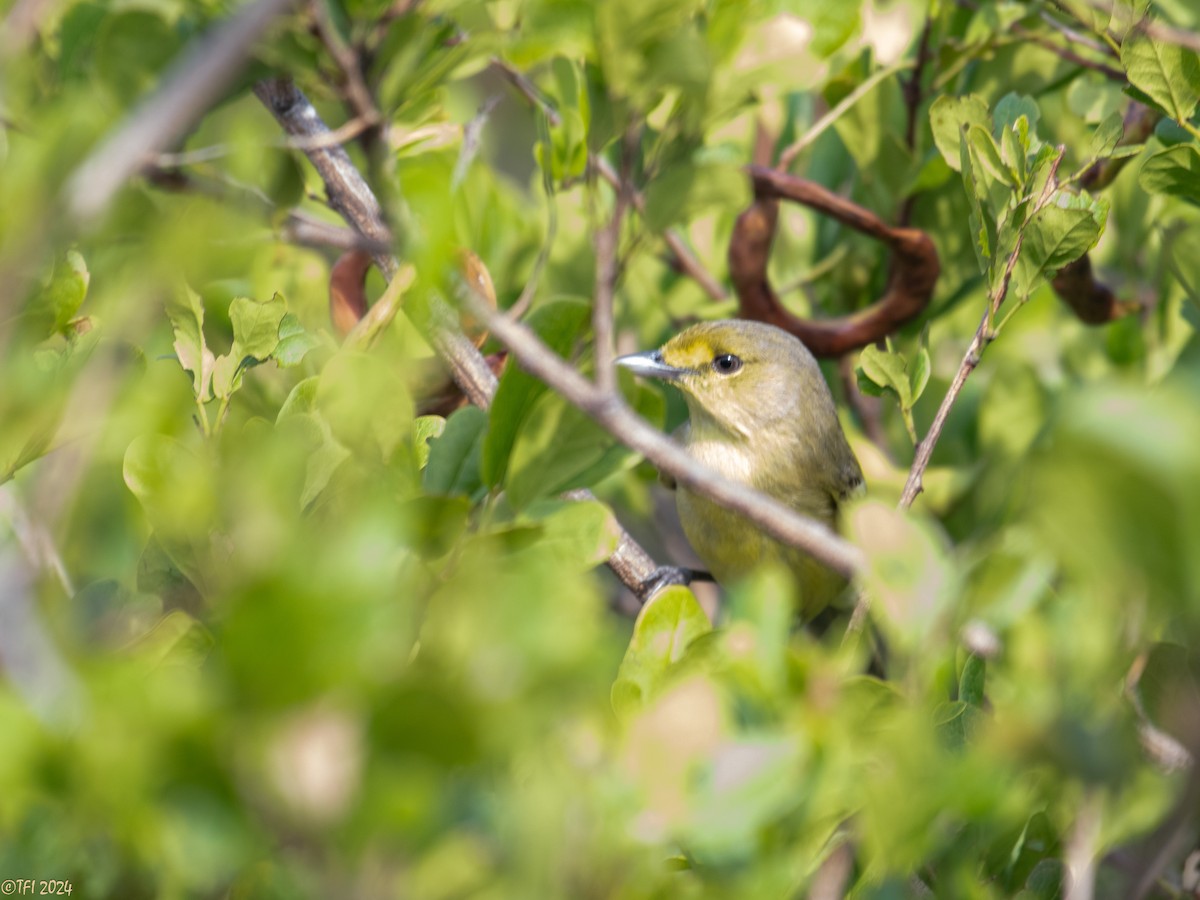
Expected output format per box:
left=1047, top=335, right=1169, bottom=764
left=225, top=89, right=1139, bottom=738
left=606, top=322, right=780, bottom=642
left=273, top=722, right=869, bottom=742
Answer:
left=729, top=166, right=940, bottom=358
left=254, top=76, right=665, bottom=599
left=777, top=59, right=914, bottom=172
left=64, top=0, right=298, bottom=225
left=461, top=289, right=867, bottom=579
left=899, top=149, right=1066, bottom=509
left=312, top=0, right=382, bottom=136
left=593, top=136, right=634, bottom=394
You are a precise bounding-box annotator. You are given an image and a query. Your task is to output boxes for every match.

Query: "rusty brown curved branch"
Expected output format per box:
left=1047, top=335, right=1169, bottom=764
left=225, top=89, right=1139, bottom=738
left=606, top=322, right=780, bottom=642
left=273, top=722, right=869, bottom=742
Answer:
left=728, top=165, right=941, bottom=358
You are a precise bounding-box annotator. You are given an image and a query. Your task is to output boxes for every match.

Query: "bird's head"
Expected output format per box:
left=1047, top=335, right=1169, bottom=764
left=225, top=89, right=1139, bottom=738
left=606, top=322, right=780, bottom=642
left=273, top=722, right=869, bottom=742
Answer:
left=616, top=320, right=832, bottom=440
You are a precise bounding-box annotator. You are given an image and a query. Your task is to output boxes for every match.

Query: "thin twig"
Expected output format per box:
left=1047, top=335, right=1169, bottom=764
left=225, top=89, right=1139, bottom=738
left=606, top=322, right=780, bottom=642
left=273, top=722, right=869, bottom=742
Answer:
left=900, top=11, right=935, bottom=225
left=777, top=59, right=914, bottom=171
left=838, top=355, right=891, bottom=458
left=593, top=135, right=634, bottom=393
left=592, top=156, right=728, bottom=302
left=64, top=0, right=298, bottom=225
left=463, top=290, right=867, bottom=579
left=286, top=114, right=382, bottom=151
left=1038, top=9, right=1116, bottom=57
left=1065, top=792, right=1101, bottom=900
left=312, top=0, right=382, bottom=134
left=898, top=148, right=1066, bottom=509
left=492, top=57, right=562, bottom=127
left=0, top=486, right=82, bottom=727
left=508, top=114, right=559, bottom=320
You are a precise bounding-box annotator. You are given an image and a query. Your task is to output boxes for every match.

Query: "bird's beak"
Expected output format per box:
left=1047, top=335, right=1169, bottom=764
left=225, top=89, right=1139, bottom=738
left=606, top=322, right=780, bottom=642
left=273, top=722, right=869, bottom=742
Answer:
left=615, top=350, right=686, bottom=381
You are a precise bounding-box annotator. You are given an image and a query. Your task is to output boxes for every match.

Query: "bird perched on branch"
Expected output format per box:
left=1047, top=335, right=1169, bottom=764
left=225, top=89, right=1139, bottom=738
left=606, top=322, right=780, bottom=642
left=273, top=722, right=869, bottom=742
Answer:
left=616, top=319, right=864, bottom=615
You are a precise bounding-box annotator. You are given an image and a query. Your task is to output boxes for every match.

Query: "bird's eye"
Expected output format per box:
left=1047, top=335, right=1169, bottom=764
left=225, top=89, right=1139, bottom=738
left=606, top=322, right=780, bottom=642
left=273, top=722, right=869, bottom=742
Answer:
left=712, top=353, right=743, bottom=375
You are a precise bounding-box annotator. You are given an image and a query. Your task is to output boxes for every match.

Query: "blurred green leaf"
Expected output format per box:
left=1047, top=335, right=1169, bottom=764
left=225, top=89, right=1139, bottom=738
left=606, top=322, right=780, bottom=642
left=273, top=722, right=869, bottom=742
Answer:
left=166, top=285, right=215, bottom=402
left=612, top=586, right=711, bottom=717
left=424, top=405, right=487, bottom=497
left=1139, top=144, right=1200, bottom=203
left=29, top=250, right=89, bottom=337
left=482, top=299, right=590, bottom=488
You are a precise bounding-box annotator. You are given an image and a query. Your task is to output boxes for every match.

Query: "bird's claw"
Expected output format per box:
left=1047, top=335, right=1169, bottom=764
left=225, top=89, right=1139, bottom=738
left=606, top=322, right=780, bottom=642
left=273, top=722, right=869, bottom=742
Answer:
left=636, top=566, right=715, bottom=602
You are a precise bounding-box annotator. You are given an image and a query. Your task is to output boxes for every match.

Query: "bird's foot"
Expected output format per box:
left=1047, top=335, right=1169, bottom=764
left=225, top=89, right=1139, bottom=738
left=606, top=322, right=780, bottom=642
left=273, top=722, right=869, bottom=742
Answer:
left=636, top=566, right=715, bottom=602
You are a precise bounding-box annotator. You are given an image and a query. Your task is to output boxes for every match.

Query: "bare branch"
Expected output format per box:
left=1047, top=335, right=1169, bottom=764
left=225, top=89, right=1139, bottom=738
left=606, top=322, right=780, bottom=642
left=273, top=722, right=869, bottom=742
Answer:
left=254, top=77, right=498, bottom=409
left=64, top=0, right=298, bottom=225
left=777, top=59, right=914, bottom=172
left=462, top=289, right=867, bottom=579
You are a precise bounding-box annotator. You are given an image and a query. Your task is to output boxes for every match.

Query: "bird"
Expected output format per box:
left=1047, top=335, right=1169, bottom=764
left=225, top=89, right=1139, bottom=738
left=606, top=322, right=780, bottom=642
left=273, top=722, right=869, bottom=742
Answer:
left=616, top=319, right=864, bottom=616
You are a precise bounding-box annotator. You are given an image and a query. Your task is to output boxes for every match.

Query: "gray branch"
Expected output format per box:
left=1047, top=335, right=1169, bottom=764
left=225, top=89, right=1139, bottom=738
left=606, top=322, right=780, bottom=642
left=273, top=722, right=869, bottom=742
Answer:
left=253, top=77, right=665, bottom=597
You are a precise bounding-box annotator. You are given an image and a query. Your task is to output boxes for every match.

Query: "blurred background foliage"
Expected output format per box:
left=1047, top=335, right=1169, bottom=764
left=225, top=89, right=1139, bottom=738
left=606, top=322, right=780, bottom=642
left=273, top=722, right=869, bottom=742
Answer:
left=2, top=0, right=1200, bottom=896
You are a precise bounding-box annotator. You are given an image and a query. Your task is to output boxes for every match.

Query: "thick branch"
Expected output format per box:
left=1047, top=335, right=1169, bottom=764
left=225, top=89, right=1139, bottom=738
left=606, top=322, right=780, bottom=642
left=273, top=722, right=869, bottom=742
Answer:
left=729, top=166, right=940, bottom=358
left=465, top=293, right=867, bottom=579
left=254, top=77, right=663, bottom=598
left=254, top=77, right=498, bottom=409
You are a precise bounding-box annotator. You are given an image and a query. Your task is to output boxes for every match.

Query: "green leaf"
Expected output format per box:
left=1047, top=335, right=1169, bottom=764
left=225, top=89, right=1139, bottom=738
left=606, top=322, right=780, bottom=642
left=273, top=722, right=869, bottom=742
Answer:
left=808, top=0, right=863, bottom=58
left=424, top=405, right=488, bottom=497
left=909, top=344, right=931, bottom=403
left=929, top=94, right=990, bottom=173
left=844, top=500, right=956, bottom=648
left=123, top=434, right=217, bottom=594
left=317, top=352, right=413, bottom=461
left=1016, top=203, right=1104, bottom=293
left=32, top=250, right=89, bottom=336
left=397, top=495, right=471, bottom=558
left=518, top=500, right=622, bottom=572
left=274, top=313, right=320, bottom=367
left=992, top=93, right=1041, bottom=138
left=210, top=351, right=246, bottom=400
left=1120, top=30, right=1200, bottom=123
left=1087, top=111, right=1125, bottom=161
left=934, top=700, right=982, bottom=750
left=857, top=344, right=913, bottom=409
left=413, top=415, right=446, bottom=470
left=1138, top=144, right=1200, bottom=203
left=967, top=124, right=1016, bottom=189
left=959, top=654, right=986, bottom=707
left=482, top=299, right=590, bottom=487
left=506, top=392, right=612, bottom=508
left=229, top=293, right=287, bottom=361
left=165, top=285, right=214, bottom=402
left=611, top=586, right=711, bottom=717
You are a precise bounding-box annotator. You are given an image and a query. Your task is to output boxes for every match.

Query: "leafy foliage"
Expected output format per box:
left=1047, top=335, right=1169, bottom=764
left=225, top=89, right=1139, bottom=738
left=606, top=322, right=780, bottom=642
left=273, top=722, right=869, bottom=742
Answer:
left=2, top=0, right=1200, bottom=897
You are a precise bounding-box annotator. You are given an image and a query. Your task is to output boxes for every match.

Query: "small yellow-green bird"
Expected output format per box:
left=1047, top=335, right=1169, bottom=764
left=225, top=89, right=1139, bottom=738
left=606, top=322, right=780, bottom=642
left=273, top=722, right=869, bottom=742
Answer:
left=616, top=319, right=864, bottom=614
